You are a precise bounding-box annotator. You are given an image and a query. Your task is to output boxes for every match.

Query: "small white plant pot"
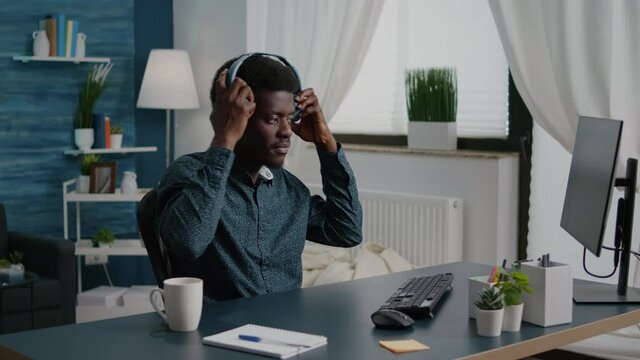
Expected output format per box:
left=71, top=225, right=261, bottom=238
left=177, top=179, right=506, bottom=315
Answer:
left=502, top=303, right=524, bottom=332
left=110, top=134, right=123, bottom=149
left=8, top=265, right=24, bottom=283
left=77, top=175, right=90, bottom=193
left=475, top=308, right=504, bottom=337
left=74, top=128, right=94, bottom=151
left=408, top=121, right=457, bottom=150
left=98, top=243, right=111, bottom=249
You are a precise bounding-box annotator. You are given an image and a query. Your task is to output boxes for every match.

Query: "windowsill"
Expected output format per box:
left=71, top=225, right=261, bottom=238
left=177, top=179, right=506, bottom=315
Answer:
left=337, top=143, right=518, bottom=160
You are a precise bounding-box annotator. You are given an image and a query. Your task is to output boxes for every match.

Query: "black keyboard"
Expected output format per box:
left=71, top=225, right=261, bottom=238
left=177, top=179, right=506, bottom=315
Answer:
left=378, top=273, right=454, bottom=319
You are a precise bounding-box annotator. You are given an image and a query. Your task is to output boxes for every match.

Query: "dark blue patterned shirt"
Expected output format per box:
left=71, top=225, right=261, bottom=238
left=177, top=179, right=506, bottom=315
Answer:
left=156, top=145, right=362, bottom=300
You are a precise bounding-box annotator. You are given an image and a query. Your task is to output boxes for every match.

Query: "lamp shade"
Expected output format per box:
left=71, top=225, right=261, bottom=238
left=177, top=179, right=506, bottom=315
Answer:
left=137, top=49, right=199, bottom=110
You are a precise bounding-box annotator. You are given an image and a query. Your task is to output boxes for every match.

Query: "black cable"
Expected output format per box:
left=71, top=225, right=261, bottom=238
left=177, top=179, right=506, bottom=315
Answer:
left=583, top=247, right=618, bottom=278
left=601, top=246, right=640, bottom=260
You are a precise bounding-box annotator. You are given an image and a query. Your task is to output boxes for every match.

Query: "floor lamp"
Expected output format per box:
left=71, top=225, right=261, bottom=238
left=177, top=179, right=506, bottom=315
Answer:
left=137, top=49, right=199, bottom=168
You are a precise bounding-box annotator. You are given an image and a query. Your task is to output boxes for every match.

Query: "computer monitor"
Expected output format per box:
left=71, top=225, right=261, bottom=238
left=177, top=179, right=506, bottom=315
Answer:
left=560, top=116, right=639, bottom=303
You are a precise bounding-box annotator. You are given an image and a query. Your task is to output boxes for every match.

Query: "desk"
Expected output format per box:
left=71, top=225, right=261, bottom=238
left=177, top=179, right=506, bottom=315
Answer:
left=0, top=262, right=638, bottom=359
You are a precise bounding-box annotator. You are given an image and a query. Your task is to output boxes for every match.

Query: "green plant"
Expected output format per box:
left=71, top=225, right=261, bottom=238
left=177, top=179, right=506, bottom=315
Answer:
left=74, top=63, right=113, bottom=129
left=474, top=287, right=504, bottom=311
left=8, top=250, right=23, bottom=265
left=405, top=67, right=457, bottom=122
left=92, top=227, right=115, bottom=246
left=79, top=154, right=101, bottom=176
left=110, top=126, right=124, bottom=135
left=496, top=270, right=533, bottom=306
left=0, top=259, right=11, bottom=269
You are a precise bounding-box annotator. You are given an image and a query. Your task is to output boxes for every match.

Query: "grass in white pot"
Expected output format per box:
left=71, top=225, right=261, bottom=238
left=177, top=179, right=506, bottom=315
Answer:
left=92, top=227, right=115, bottom=248
left=78, top=154, right=100, bottom=193
left=405, top=68, right=458, bottom=150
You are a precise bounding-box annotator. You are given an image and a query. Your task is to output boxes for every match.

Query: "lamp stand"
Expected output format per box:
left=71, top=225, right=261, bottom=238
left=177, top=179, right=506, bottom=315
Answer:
left=165, top=109, right=171, bottom=168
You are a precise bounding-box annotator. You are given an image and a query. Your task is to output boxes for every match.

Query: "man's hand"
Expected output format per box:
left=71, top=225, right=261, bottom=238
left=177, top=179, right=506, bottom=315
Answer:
left=291, top=88, right=337, bottom=153
left=210, top=69, right=256, bottom=150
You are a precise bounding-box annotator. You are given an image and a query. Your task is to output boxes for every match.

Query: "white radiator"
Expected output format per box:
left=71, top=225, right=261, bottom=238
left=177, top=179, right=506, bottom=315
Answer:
left=308, top=186, right=463, bottom=268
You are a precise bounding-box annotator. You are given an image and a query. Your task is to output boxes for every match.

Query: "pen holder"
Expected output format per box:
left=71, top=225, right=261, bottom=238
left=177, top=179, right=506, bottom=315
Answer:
left=520, top=261, right=572, bottom=327
left=468, top=275, right=495, bottom=319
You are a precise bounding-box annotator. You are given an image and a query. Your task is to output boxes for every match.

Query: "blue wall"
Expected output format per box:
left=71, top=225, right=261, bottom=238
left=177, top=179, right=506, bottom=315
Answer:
left=0, top=0, right=172, bottom=289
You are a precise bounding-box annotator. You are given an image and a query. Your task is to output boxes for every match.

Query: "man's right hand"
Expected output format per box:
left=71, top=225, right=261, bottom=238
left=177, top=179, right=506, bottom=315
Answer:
left=210, top=69, right=256, bottom=150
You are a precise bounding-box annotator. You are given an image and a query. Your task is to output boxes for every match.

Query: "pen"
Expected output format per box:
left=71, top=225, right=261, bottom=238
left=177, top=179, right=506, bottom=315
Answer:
left=238, top=334, right=312, bottom=348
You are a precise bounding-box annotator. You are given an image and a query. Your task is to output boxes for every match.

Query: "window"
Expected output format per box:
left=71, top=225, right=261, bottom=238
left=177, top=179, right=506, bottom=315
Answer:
left=329, top=0, right=510, bottom=139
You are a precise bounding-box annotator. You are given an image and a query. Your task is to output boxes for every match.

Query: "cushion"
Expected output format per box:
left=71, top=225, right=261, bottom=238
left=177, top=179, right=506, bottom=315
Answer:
left=0, top=277, right=61, bottom=314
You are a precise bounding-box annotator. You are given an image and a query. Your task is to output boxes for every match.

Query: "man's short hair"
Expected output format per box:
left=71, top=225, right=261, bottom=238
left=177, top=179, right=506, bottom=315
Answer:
left=209, top=55, right=300, bottom=107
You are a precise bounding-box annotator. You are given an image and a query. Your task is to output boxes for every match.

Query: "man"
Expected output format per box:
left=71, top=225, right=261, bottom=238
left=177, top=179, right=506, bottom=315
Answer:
left=156, top=54, right=362, bottom=301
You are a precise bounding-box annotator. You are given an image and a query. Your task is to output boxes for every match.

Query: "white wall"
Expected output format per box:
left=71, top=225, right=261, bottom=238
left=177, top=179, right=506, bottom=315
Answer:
left=173, top=0, right=247, bottom=157
left=529, top=123, right=640, bottom=286
left=286, top=146, right=519, bottom=265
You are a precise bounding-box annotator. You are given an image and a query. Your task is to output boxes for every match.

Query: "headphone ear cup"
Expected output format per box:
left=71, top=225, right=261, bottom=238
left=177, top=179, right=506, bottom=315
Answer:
left=292, top=107, right=302, bottom=124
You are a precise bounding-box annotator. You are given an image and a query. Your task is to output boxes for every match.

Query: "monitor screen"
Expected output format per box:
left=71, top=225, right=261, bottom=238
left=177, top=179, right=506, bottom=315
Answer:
left=561, top=116, right=622, bottom=257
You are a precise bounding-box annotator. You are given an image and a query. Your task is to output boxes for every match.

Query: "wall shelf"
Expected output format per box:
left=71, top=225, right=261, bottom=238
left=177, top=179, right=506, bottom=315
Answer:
left=12, top=55, right=111, bottom=64
left=75, top=240, right=148, bottom=256
left=64, top=146, right=158, bottom=156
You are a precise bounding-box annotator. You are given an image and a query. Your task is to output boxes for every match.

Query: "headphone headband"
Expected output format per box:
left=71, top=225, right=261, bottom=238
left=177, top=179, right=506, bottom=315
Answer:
left=225, top=52, right=303, bottom=91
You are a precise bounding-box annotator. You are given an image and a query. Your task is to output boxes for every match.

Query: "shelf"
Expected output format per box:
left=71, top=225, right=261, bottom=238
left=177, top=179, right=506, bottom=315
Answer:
left=64, top=146, right=158, bottom=156
left=12, top=55, right=111, bottom=64
left=75, top=240, right=148, bottom=256
left=65, top=188, right=150, bottom=202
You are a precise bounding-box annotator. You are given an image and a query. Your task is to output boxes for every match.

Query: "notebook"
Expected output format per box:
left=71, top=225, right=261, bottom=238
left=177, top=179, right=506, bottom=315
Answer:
left=202, top=324, right=327, bottom=359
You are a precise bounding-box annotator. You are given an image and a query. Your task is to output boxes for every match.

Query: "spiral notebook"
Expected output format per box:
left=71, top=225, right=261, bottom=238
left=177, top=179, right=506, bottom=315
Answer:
left=202, top=324, right=327, bottom=359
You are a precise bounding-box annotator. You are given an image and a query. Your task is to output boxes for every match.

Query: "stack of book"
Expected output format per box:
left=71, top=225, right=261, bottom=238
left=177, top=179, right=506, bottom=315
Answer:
left=77, top=286, right=128, bottom=307
left=39, top=14, right=80, bottom=57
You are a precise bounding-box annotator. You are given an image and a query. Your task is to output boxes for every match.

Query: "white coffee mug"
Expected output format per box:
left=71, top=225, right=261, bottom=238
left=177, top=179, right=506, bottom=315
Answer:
left=149, top=277, right=203, bottom=332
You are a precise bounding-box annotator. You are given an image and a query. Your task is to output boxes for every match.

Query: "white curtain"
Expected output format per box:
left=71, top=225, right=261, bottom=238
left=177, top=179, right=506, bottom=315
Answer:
left=488, top=0, right=640, bottom=164
left=246, top=0, right=384, bottom=124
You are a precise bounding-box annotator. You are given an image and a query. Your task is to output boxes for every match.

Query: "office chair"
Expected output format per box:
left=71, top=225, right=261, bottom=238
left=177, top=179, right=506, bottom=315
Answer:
left=137, top=189, right=173, bottom=288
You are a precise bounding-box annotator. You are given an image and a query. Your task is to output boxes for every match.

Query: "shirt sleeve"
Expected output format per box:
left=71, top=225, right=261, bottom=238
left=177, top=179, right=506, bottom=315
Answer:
left=306, top=144, right=363, bottom=247
left=155, top=146, right=235, bottom=259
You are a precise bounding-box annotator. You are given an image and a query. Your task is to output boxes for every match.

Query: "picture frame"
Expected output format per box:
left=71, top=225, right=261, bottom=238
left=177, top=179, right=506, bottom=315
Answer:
left=89, top=162, right=117, bottom=194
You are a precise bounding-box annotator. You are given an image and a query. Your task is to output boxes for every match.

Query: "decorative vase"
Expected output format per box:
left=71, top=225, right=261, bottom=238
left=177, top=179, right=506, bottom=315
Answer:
left=121, top=171, right=138, bottom=195
left=475, top=307, right=504, bottom=337
left=8, top=264, right=25, bottom=283
left=110, top=134, right=123, bottom=149
left=77, top=175, right=90, bottom=193
left=408, top=121, right=457, bottom=150
left=74, top=128, right=94, bottom=151
left=75, top=33, right=86, bottom=58
left=98, top=243, right=111, bottom=249
left=502, top=303, right=524, bottom=332
left=32, top=30, right=50, bottom=57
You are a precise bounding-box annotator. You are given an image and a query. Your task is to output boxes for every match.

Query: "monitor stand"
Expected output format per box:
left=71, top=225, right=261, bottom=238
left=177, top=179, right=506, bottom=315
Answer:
left=574, top=279, right=640, bottom=304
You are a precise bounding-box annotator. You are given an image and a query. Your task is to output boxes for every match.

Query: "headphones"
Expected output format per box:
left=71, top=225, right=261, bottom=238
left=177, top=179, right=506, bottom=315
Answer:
left=225, top=52, right=303, bottom=124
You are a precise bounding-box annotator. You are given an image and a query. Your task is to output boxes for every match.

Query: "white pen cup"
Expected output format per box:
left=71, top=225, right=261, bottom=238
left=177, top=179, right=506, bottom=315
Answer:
left=150, top=277, right=203, bottom=332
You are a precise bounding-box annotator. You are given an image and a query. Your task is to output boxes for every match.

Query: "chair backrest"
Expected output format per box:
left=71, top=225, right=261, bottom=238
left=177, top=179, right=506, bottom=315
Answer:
left=137, top=189, right=172, bottom=288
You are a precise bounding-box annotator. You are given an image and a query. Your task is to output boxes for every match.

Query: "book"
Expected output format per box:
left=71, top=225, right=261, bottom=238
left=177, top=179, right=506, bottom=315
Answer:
left=45, top=18, right=57, bottom=57
left=93, top=113, right=105, bottom=148
left=65, top=20, right=73, bottom=57
left=54, top=13, right=65, bottom=57
left=203, top=324, right=327, bottom=359
left=70, top=20, right=79, bottom=58
left=104, top=116, right=112, bottom=148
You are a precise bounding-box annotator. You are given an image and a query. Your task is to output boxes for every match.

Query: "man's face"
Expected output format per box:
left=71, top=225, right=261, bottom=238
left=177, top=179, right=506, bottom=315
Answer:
left=235, top=90, right=295, bottom=168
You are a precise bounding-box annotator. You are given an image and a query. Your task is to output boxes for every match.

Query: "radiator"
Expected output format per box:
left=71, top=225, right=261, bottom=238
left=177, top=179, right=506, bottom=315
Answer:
left=308, top=185, right=463, bottom=268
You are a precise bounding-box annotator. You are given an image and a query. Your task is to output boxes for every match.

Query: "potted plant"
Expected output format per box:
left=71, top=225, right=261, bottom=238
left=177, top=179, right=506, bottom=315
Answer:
left=474, top=286, right=504, bottom=337
left=496, top=270, right=533, bottom=332
left=405, top=67, right=457, bottom=150
left=78, top=154, right=100, bottom=193
left=8, top=250, right=25, bottom=283
left=110, top=125, right=124, bottom=149
left=92, top=227, right=115, bottom=248
left=74, top=63, right=113, bottom=151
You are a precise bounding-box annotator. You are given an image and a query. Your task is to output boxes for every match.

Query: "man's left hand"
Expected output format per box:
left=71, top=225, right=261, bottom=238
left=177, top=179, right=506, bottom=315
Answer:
left=291, top=88, right=338, bottom=153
